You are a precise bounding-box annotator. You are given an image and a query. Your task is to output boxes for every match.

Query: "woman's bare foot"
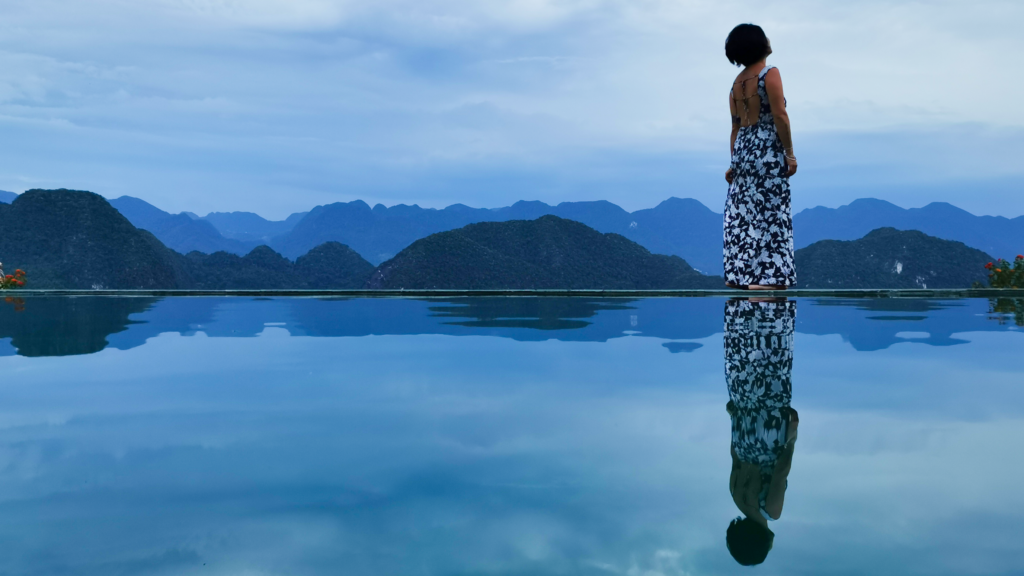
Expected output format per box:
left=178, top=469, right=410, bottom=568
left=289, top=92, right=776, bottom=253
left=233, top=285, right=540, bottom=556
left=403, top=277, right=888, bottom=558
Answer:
left=749, top=284, right=786, bottom=290
left=726, top=283, right=748, bottom=290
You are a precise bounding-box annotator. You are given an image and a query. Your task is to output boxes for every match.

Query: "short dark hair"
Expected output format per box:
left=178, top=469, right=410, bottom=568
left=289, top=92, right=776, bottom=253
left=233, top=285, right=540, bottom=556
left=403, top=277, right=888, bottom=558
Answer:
left=726, top=517, right=773, bottom=565
left=725, top=24, right=770, bottom=67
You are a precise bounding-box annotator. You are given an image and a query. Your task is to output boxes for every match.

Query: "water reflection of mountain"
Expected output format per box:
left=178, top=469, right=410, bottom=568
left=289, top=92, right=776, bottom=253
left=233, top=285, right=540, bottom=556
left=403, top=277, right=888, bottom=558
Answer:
left=0, top=297, right=159, bottom=357
left=797, top=298, right=1009, bottom=351
left=0, top=295, right=1018, bottom=357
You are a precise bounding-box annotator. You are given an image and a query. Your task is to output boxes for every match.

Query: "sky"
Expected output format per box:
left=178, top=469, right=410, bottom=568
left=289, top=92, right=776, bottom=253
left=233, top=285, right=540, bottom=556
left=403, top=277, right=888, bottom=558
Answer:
left=0, top=0, right=1022, bottom=219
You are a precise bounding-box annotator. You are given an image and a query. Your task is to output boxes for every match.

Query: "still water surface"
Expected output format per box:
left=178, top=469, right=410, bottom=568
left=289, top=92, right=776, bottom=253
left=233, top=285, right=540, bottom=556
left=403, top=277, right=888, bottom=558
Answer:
left=0, top=296, right=1021, bottom=575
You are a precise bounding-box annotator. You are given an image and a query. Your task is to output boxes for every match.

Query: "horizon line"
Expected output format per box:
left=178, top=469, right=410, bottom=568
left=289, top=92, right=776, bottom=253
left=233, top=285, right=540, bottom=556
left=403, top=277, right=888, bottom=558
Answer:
left=5, top=189, right=1021, bottom=223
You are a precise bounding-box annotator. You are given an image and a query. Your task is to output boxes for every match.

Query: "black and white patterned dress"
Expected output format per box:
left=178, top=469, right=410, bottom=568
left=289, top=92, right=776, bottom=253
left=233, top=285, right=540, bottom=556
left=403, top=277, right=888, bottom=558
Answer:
left=725, top=299, right=796, bottom=512
left=724, top=65, right=796, bottom=287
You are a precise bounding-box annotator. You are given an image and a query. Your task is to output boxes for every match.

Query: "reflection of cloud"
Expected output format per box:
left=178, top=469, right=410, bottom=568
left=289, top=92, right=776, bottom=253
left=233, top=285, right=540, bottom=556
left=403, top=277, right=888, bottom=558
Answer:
left=1, top=317, right=1024, bottom=573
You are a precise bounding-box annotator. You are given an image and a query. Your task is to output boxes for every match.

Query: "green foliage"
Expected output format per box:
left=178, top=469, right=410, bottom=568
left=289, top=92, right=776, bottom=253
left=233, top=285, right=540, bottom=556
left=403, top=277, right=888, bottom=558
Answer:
left=984, top=255, right=1024, bottom=288
left=367, top=215, right=723, bottom=289
left=0, top=268, right=26, bottom=289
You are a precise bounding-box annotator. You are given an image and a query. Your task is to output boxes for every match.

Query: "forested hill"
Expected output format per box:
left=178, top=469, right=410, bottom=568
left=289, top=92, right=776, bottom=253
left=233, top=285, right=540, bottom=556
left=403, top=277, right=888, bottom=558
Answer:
left=0, top=190, right=374, bottom=289
left=795, top=228, right=992, bottom=289
left=366, top=216, right=723, bottom=289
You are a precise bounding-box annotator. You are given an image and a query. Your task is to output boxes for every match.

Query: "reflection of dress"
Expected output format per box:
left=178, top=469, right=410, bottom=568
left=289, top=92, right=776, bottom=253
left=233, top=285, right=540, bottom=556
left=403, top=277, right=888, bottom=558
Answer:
left=725, top=299, right=795, bottom=512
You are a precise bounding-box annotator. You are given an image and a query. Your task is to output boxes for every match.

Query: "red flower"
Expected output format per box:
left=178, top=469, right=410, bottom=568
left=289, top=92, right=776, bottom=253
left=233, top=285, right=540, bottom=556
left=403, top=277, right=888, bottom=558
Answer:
left=985, top=262, right=994, bottom=269
left=1018, top=255, right=1024, bottom=260
left=996, top=269, right=1003, bottom=273
left=4, top=275, right=12, bottom=280
left=14, top=269, right=24, bottom=276
left=14, top=280, right=23, bottom=287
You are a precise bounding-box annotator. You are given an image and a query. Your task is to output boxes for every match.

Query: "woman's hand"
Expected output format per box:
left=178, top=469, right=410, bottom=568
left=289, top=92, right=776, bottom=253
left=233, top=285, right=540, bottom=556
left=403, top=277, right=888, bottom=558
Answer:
left=725, top=168, right=735, bottom=184
left=785, top=156, right=797, bottom=177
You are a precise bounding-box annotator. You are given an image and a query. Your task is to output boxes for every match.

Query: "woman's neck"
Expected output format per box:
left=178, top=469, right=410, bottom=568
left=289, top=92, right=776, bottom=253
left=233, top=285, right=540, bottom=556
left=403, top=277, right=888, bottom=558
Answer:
left=743, top=59, right=768, bottom=74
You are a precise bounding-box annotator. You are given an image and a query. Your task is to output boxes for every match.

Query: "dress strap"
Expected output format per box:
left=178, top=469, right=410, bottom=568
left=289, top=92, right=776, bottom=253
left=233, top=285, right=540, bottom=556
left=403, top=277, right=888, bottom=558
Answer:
left=758, top=65, right=775, bottom=80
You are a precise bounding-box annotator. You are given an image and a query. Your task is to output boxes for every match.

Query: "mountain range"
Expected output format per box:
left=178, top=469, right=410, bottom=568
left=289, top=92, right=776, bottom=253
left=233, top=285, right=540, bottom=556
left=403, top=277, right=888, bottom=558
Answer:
left=0, top=190, right=725, bottom=290
left=85, top=194, right=1024, bottom=274
left=792, top=198, right=1024, bottom=259
left=0, top=189, right=1009, bottom=290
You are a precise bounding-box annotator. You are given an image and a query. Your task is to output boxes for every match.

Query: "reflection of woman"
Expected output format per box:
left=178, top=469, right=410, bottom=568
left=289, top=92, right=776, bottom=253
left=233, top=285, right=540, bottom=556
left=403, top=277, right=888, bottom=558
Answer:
left=724, top=298, right=798, bottom=565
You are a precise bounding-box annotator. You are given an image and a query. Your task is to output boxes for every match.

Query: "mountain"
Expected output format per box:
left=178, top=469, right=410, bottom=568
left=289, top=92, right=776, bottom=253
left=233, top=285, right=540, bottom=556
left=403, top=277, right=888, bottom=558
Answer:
left=0, top=190, right=191, bottom=289
left=186, top=242, right=374, bottom=289
left=366, top=216, right=723, bottom=289
left=203, top=211, right=308, bottom=243
left=109, top=196, right=258, bottom=256
left=793, top=198, right=1024, bottom=260
left=0, top=191, right=18, bottom=204
left=1, top=190, right=374, bottom=289
left=271, top=197, right=725, bottom=273
left=794, top=227, right=992, bottom=289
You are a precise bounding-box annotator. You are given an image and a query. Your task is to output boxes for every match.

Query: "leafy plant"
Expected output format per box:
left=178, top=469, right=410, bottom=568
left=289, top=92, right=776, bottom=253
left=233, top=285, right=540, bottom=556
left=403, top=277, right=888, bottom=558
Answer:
left=0, top=268, right=26, bottom=289
left=985, top=255, right=1024, bottom=288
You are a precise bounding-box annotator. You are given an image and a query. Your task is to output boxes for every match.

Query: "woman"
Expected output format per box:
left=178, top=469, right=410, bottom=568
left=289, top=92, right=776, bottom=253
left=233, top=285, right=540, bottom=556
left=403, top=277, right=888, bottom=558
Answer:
left=724, top=298, right=799, bottom=566
left=723, top=24, right=797, bottom=290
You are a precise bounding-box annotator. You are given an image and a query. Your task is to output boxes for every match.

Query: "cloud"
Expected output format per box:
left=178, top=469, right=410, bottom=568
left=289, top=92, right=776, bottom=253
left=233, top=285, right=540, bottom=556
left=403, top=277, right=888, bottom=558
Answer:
left=0, top=0, right=1020, bottom=217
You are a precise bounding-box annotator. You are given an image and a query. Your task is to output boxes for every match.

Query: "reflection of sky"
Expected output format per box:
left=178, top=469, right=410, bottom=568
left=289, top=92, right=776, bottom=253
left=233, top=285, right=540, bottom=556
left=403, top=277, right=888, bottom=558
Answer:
left=0, top=298, right=1022, bottom=574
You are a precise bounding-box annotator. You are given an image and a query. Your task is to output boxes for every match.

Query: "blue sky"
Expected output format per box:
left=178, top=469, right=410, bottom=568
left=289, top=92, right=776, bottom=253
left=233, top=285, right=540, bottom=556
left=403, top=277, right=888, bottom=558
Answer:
left=0, top=0, right=1021, bottom=219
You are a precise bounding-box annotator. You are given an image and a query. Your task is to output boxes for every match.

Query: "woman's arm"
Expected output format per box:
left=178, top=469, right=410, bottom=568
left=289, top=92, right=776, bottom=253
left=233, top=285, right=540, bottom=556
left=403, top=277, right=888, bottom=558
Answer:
left=764, top=68, right=797, bottom=176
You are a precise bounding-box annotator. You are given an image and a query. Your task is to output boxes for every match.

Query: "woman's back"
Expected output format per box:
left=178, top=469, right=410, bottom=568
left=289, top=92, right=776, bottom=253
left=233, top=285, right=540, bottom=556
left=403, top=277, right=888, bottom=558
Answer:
left=731, top=66, right=775, bottom=128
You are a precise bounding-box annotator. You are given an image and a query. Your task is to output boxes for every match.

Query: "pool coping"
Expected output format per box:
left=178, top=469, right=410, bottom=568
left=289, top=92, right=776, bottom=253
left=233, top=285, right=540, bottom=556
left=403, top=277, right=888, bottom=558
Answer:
left=6, top=289, right=1024, bottom=298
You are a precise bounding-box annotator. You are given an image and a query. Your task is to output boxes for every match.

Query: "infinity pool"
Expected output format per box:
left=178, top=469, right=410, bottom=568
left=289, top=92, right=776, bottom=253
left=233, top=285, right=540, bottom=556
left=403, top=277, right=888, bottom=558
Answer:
left=0, top=296, right=1021, bottom=575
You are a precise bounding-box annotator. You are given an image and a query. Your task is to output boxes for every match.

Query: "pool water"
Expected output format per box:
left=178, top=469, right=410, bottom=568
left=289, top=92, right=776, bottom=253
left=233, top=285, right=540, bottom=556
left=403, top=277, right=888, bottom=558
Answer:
left=0, top=296, right=1021, bottom=575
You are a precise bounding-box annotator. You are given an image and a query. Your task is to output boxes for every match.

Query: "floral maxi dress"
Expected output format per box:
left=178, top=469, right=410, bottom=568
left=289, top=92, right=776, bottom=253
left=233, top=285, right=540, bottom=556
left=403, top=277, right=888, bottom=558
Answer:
left=723, top=65, right=796, bottom=287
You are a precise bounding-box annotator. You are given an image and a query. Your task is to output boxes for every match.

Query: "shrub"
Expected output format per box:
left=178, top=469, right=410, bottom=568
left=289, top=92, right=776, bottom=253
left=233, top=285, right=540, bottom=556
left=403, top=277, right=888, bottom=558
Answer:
left=985, top=255, right=1023, bottom=288
left=0, top=268, right=26, bottom=290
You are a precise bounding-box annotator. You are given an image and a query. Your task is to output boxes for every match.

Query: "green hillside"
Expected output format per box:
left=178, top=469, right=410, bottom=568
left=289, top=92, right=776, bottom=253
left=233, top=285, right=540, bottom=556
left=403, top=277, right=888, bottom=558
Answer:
left=795, top=227, right=992, bottom=288
left=366, top=215, right=723, bottom=289
left=0, top=190, right=374, bottom=289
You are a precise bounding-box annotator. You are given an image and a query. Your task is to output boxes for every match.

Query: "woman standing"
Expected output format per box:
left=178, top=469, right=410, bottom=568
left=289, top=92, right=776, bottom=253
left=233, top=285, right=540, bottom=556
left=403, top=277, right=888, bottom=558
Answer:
left=723, top=24, right=797, bottom=290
